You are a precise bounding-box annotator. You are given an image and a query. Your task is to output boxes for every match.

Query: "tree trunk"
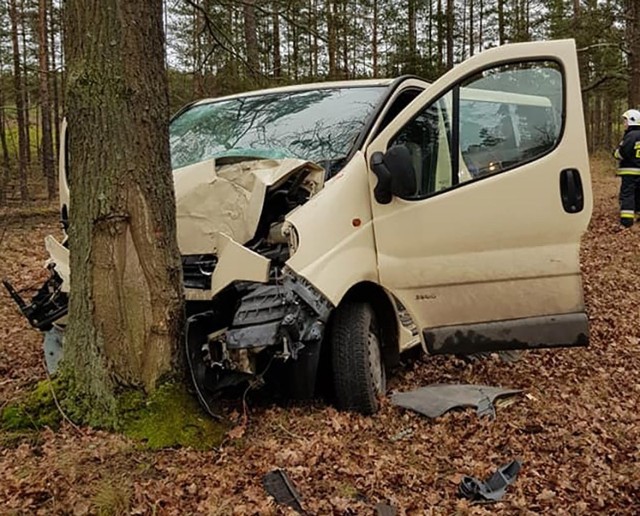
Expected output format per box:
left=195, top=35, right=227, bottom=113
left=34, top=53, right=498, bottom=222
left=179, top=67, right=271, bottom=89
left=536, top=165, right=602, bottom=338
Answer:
left=292, top=10, right=299, bottom=80
left=469, top=0, right=474, bottom=57
left=437, top=0, right=444, bottom=71
left=272, top=5, right=281, bottom=78
left=461, top=0, right=467, bottom=59
left=594, top=94, right=603, bottom=151
left=312, top=0, right=319, bottom=77
left=627, top=0, right=640, bottom=107
left=59, top=1, right=66, bottom=116
left=50, top=0, right=61, bottom=154
left=0, top=91, right=11, bottom=205
left=446, top=0, right=454, bottom=69
left=20, top=0, right=31, bottom=167
left=408, top=0, right=417, bottom=73
left=39, top=0, right=56, bottom=200
left=427, top=0, right=433, bottom=71
left=8, top=0, right=28, bottom=201
left=307, top=0, right=314, bottom=78
left=243, top=0, right=260, bottom=80
left=479, top=0, right=483, bottom=53
left=605, top=95, right=613, bottom=150
left=64, top=0, right=184, bottom=422
left=498, top=0, right=506, bottom=45
left=328, top=0, right=337, bottom=78
left=372, top=0, right=378, bottom=77
left=340, top=0, right=348, bottom=78
left=194, top=6, right=205, bottom=97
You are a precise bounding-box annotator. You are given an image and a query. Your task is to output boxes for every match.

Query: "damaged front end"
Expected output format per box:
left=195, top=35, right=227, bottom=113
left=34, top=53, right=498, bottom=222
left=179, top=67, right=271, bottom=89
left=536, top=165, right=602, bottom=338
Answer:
left=186, top=269, right=333, bottom=417
left=3, top=235, right=70, bottom=373
left=177, top=157, right=334, bottom=415
left=4, top=156, right=333, bottom=413
left=3, top=269, right=67, bottom=332
left=4, top=234, right=70, bottom=331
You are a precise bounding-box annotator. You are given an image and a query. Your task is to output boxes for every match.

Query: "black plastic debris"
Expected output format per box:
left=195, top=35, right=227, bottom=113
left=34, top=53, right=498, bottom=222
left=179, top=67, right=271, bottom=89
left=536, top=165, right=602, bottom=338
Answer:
left=390, top=384, right=522, bottom=420
left=263, top=469, right=306, bottom=514
left=458, top=460, right=522, bottom=503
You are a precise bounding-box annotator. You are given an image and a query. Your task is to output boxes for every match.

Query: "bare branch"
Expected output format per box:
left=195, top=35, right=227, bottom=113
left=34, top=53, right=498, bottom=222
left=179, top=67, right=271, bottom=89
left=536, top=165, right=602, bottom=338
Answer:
left=577, top=43, right=630, bottom=56
left=581, top=73, right=628, bottom=93
left=216, top=0, right=328, bottom=43
left=184, top=0, right=259, bottom=78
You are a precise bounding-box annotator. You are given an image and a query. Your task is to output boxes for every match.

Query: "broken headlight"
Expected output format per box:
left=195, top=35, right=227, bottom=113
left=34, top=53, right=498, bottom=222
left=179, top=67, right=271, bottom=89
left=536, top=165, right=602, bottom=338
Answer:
left=283, top=222, right=299, bottom=256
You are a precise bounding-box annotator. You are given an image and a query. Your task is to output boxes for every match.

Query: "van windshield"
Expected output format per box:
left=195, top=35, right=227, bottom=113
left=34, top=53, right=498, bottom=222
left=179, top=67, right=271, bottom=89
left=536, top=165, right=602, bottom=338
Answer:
left=170, top=86, right=386, bottom=170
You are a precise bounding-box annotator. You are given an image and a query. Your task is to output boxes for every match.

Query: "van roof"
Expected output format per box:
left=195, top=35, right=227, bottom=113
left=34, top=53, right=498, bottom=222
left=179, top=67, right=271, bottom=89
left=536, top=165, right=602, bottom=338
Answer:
left=191, top=78, right=397, bottom=106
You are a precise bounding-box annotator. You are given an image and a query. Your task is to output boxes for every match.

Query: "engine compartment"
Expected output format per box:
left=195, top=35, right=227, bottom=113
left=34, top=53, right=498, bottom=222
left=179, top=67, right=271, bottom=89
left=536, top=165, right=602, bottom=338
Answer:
left=183, top=163, right=335, bottom=415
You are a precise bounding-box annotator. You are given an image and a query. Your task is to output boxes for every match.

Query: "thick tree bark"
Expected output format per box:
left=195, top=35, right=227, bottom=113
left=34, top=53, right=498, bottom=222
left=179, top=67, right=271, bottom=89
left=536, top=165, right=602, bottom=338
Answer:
left=64, top=0, right=184, bottom=420
left=39, top=0, right=56, bottom=200
left=9, top=0, right=29, bottom=201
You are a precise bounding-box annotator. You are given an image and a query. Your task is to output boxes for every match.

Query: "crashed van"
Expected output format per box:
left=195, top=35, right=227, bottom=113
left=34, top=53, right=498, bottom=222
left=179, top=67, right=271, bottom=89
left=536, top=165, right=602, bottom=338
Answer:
left=5, top=40, right=592, bottom=415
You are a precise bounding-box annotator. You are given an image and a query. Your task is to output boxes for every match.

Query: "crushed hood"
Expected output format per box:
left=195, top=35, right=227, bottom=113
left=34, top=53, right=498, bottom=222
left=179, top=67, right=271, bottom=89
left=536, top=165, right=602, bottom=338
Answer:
left=174, top=158, right=325, bottom=255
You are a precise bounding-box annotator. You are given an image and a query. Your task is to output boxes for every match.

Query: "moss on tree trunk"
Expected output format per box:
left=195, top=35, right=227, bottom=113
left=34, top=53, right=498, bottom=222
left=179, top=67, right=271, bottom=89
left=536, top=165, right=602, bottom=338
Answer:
left=63, top=0, right=184, bottom=427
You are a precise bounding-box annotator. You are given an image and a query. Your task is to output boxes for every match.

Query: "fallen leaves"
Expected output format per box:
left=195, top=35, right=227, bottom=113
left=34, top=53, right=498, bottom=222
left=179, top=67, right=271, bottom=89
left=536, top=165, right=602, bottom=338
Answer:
left=3, top=160, right=640, bottom=513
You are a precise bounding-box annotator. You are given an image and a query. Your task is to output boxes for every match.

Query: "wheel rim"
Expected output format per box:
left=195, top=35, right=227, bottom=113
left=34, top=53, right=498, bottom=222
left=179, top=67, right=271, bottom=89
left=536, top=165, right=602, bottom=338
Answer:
left=367, top=325, right=386, bottom=395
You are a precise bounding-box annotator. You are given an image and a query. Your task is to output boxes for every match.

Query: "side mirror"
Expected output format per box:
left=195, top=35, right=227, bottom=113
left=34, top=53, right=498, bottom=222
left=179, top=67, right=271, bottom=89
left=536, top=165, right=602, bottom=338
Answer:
left=370, top=145, right=417, bottom=204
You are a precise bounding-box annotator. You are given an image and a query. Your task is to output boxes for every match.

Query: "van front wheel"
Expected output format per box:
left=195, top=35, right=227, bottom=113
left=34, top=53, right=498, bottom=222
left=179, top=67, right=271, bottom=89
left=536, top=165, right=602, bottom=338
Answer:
left=331, top=302, right=386, bottom=414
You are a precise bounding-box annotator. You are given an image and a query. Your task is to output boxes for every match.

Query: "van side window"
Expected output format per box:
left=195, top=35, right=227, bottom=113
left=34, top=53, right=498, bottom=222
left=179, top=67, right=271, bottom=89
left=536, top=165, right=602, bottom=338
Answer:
left=389, top=61, right=563, bottom=199
left=390, top=92, right=454, bottom=197
left=375, top=88, right=423, bottom=137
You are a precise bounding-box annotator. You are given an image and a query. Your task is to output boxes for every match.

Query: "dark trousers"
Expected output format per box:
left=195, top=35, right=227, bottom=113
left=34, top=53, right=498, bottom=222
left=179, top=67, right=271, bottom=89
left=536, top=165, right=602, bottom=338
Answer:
left=619, top=175, right=640, bottom=226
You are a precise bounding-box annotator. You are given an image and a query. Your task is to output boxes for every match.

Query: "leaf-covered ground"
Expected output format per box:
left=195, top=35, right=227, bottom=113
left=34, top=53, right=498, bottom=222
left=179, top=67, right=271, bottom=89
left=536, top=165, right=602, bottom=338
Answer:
left=1, top=158, right=639, bottom=515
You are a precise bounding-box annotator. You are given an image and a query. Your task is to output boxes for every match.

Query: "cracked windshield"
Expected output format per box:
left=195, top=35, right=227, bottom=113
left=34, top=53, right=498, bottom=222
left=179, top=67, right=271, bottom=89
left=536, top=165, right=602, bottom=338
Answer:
left=169, top=86, right=386, bottom=173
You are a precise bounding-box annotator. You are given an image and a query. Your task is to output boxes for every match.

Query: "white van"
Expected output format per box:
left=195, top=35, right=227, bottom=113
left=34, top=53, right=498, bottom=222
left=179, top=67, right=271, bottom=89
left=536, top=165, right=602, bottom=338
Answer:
left=5, top=40, right=591, bottom=415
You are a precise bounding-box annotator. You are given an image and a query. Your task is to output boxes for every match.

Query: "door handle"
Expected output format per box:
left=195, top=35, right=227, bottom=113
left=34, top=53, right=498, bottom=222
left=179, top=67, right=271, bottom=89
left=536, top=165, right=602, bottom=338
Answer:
left=559, top=168, right=584, bottom=214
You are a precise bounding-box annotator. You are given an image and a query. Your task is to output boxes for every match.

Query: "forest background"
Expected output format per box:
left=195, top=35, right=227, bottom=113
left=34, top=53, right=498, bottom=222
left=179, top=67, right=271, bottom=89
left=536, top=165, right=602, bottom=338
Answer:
left=0, top=0, right=638, bottom=203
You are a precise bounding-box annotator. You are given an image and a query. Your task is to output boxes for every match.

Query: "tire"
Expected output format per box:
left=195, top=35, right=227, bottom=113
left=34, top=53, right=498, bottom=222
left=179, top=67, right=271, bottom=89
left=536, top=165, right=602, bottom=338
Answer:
left=331, top=302, right=386, bottom=414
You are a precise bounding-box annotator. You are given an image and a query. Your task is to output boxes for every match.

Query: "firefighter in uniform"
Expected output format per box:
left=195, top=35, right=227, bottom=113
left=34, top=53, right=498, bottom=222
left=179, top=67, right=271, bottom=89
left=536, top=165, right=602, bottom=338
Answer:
left=615, top=109, right=640, bottom=227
